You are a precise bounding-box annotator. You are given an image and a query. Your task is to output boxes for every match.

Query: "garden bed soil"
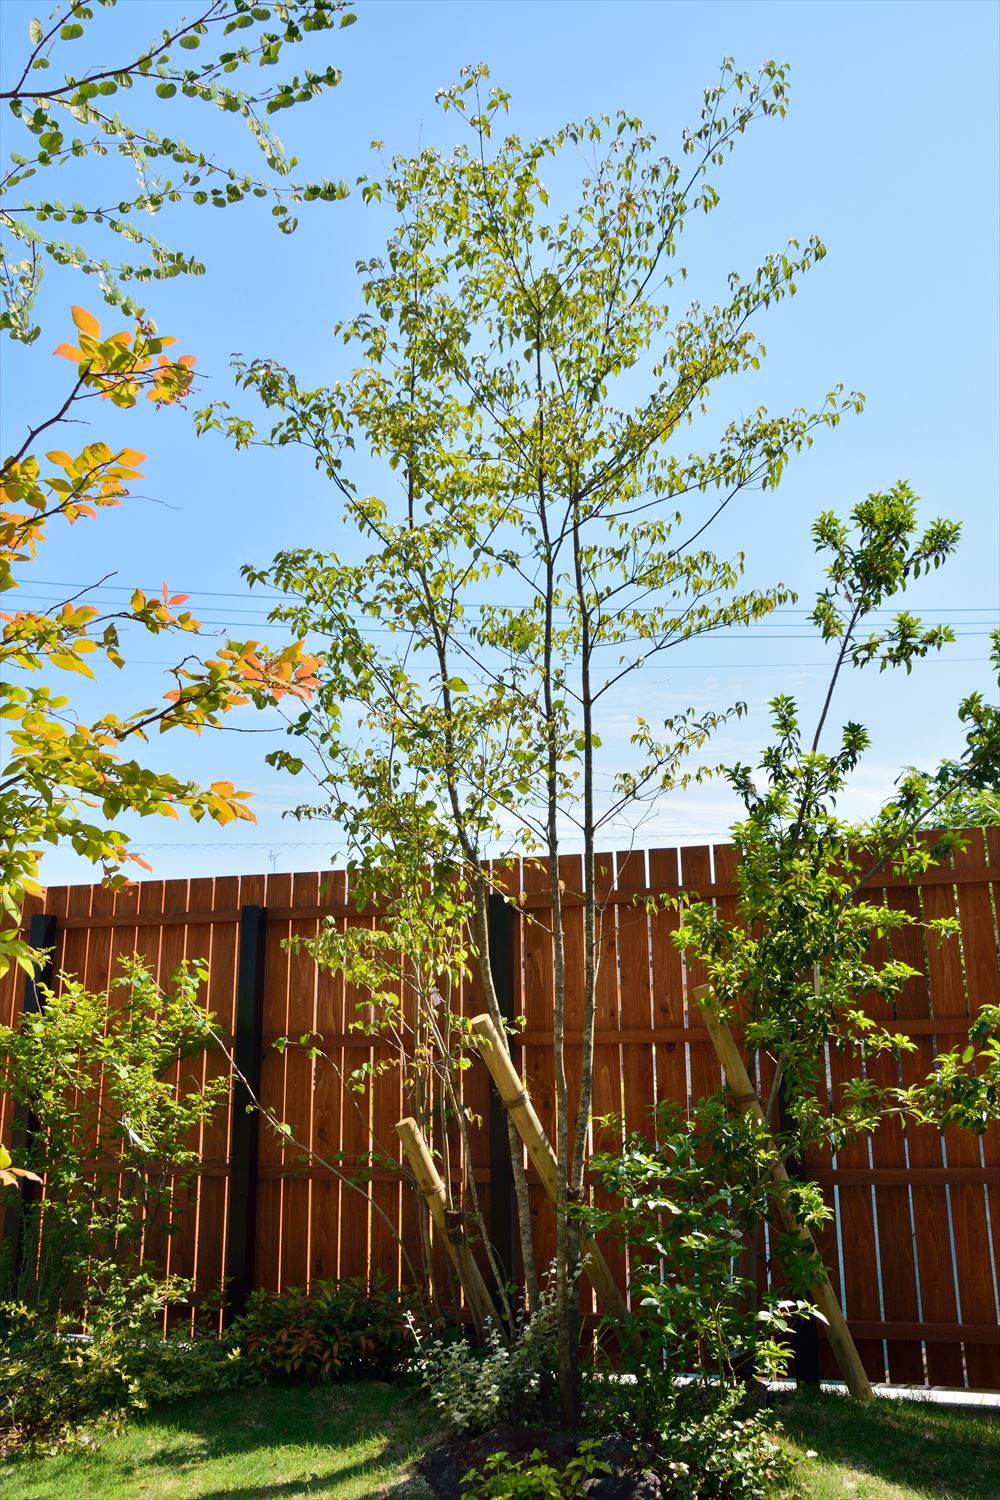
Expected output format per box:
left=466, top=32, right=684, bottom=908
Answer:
left=422, top=1424, right=664, bottom=1498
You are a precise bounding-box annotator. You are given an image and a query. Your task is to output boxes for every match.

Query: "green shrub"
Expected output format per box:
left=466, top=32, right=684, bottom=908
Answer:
left=662, top=1387, right=795, bottom=1498
left=232, top=1274, right=416, bottom=1383
left=412, top=1285, right=559, bottom=1434
left=0, top=1300, right=244, bottom=1456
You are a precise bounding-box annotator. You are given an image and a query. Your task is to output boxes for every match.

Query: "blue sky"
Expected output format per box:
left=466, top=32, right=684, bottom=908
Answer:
left=2, top=0, right=998, bottom=884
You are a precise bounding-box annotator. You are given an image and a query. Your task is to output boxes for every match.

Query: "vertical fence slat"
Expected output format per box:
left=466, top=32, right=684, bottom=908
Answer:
left=283, top=871, right=319, bottom=1290
left=311, top=870, right=346, bottom=1284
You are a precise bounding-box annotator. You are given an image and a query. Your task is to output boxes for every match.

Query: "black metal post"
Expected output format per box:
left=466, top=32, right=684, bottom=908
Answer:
left=224, top=904, right=266, bottom=1323
left=5, top=913, right=58, bottom=1279
left=486, top=892, right=517, bottom=1288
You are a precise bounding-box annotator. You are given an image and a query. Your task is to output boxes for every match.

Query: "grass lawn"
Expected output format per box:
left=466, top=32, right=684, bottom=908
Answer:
left=1, top=1383, right=997, bottom=1498
left=779, top=1389, right=1000, bottom=1500
left=0, top=1381, right=438, bottom=1500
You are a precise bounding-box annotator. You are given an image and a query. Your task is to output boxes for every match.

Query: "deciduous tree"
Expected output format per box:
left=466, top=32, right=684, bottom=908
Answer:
left=204, top=60, right=867, bottom=1418
left=1, top=306, right=319, bottom=974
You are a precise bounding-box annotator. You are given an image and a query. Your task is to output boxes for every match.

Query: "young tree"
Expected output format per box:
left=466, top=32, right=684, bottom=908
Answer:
left=1, top=0, right=356, bottom=342
left=1, top=306, right=319, bottom=975
left=203, top=60, right=866, bottom=1420
left=677, top=489, right=1000, bottom=1160
left=0, top=956, right=227, bottom=1312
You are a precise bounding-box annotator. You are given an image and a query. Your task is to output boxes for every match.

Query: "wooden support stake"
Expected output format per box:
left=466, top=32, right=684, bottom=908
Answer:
left=396, top=1116, right=498, bottom=1337
left=693, top=985, right=874, bottom=1401
left=469, top=1012, right=632, bottom=1330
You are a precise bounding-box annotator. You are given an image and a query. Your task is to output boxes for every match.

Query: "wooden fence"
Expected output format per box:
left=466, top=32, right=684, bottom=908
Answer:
left=2, top=832, right=999, bottom=1389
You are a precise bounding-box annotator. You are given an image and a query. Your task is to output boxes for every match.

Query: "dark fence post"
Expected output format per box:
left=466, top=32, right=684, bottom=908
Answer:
left=4, top=912, right=58, bottom=1278
left=224, top=904, right=266, bottom=1323
left=487, top=892, right=517, bottom=1289
left=779, top=1078, right=821, bottom=1386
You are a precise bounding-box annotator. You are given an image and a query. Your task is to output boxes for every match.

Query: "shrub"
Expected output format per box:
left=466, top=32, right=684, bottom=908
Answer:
left=0, top=958, right=227, bottom=1316
left=588, top=1097, right=818, bottom=1388
left=412, top=1286, right=560, bottom=1434
left=232, top=1274, right=416, bottom=1383
left=0, top=1300, right=244, bottom=1456
left=662, top=1387, right=795, bottom=1499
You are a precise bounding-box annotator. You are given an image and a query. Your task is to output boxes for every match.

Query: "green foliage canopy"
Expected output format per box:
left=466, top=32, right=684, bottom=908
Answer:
left=1, top=0, right=356, bottom=342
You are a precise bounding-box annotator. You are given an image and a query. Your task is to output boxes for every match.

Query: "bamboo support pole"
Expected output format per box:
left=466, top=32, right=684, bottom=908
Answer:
left=469, top=1012, right=633, bottom=1330
left=396, top=1116, right=498, bottom=1337
left=693, top=984, right=874, bottom=1401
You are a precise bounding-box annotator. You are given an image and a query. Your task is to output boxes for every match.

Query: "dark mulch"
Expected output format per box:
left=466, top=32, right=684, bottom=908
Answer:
left=422, top=1423, right=664, bottom=1498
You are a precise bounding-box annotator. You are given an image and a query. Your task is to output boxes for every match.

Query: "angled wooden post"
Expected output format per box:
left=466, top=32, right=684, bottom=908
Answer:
left=693, top=984, right=874, bottom=1401
left=469, top=1012, right=633, bottom=1330
left=396, top=1116, right=498, bottom=1338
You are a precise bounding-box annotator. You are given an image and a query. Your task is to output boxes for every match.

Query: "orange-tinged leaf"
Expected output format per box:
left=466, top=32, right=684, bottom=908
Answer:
left=130, top=854, right=153, bottom=873
left=54, top=342, right=84, bottom=362
left=178, top=354, right=197, bottom=368
left=70, top=306, right=101, bottom=338
left=116, top=448, right=146, bottom=467
left=46, top=450, right=73, bottom=468
left=210, top=781, right=236, bottom=797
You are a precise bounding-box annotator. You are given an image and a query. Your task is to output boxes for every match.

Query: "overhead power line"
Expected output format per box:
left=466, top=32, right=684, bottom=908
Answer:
left=16, top=579, right=1000, bottom=618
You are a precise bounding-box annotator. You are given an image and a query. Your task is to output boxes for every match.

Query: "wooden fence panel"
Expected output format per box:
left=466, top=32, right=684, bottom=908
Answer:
left=948, top=833, right=1000, bottom=1388
left=647, top=846, right=685, bottom=1120
left=194, top=876, right=240, bottom=1326
left=678, top=845, right=724, bottom=1113
left=4, top=835, right=998, bottom=1389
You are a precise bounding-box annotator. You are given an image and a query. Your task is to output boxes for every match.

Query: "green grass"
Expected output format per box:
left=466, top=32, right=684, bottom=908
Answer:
left=2, top=1383, right=997, bottom=1499
left=0, top=1382, right=438, bottom=1500
left=779, top=1389, right=1000, bottom=1500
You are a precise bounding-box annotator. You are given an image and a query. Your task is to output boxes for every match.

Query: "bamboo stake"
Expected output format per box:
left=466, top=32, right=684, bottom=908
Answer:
left=396, top=1115, right=498, bottom=1337
left=469, top=1012, right=632, bottom=1329
left=693, top=984, right=874, bottom=1401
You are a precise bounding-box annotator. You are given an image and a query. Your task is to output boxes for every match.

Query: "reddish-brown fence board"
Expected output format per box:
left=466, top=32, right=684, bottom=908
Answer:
left=3, top=834, right=998, bottom=1388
